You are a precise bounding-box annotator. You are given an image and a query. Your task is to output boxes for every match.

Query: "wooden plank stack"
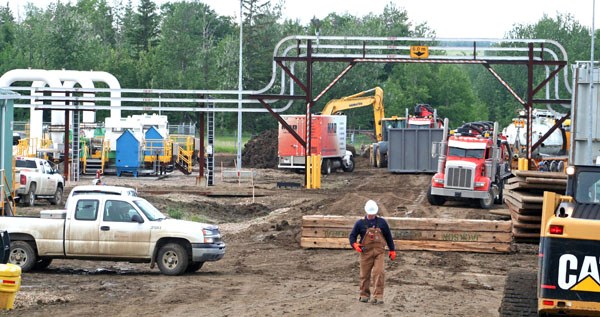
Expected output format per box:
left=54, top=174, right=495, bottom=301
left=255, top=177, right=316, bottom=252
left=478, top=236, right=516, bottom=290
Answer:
left=503, top=170, right=567, bottom=241
left=301, top=215, right=513, bottom=253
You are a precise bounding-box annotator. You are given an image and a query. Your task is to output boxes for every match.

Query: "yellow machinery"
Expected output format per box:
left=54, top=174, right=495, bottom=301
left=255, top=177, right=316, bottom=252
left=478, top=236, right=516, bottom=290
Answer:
left=320, top=87, right=406, bottom=167
left=171, top=135, right=194, bottom=174
left=321, top=87, right=387, bottom=141
left=500, top=165, right=600, bottom=316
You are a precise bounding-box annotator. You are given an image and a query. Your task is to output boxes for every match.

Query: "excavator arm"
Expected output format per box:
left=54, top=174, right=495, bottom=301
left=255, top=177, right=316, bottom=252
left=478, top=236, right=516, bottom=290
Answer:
left=320, top=87, right=385, bottom=141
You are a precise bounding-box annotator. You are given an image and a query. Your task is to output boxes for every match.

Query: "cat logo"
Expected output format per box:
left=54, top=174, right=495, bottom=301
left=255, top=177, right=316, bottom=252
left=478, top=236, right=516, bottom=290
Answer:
left=558, top=254, right=600, bottom=292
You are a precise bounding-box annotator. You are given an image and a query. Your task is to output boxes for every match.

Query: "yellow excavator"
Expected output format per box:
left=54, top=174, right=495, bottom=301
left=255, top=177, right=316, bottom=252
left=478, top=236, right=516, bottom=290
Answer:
left=320, top=87, right=406, bottom=167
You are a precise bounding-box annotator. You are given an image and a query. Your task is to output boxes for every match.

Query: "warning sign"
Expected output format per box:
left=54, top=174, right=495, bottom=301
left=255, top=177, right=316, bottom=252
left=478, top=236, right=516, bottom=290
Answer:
left=410, top=46, right=429, bottom=59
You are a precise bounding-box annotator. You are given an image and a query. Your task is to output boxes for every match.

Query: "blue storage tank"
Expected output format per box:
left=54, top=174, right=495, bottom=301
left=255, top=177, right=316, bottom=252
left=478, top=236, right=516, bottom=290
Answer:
left=144, top=126, right=164, bottom=157
left=116, top=129, right=141, bottom=177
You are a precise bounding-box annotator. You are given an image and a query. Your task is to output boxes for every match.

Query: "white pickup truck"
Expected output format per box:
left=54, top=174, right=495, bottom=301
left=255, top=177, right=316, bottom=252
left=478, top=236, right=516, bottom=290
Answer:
left=15, top=157, right=65, bottom=207
left=0, top=194, right=226, bottom=275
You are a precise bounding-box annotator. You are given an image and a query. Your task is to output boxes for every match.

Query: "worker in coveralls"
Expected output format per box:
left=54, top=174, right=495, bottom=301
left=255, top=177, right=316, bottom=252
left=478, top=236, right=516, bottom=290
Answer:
left=348, top=199, right=396, bottom=305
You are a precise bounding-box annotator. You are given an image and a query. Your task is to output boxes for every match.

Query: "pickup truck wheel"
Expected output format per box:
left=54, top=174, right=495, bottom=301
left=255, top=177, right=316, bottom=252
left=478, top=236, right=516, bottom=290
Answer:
left=26, top=183, right=36, bottom=207
left=9, top=241, right=37, bottom=272
left=34, top=258, right=53, bottom=270
left=157, top=243, right=189, bottom=276
left=185, top=262, right=204, bottom=273
left=49, top=186, right=63, bottom=205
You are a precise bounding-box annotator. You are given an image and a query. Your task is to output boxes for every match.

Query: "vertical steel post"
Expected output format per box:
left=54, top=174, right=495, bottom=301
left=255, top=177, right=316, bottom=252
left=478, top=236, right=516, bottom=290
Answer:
left=526, top=43, right=534, bottom=161
left=306, top=40, right=314, bottom=185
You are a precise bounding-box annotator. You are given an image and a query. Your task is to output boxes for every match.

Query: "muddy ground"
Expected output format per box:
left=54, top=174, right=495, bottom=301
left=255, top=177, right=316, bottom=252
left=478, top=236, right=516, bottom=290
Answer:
left=0, top=157, right=537, bottom=317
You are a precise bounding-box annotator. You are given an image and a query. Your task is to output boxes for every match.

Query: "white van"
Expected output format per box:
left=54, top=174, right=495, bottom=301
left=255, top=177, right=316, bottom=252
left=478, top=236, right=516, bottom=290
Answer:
left=65, top=185, right=138, bottom=209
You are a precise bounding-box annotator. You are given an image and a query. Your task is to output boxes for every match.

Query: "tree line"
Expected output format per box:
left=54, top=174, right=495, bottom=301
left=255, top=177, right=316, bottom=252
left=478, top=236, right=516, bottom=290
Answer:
left=0, top=0, right=596, bottom=134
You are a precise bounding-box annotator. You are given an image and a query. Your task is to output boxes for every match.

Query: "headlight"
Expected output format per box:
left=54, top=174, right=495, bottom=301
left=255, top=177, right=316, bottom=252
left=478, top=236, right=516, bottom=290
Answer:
left=433, top=178, right=444, bottom=184
left=202, top=228, right=220, bottom=243
left=475, top=181, right=485, bottom=187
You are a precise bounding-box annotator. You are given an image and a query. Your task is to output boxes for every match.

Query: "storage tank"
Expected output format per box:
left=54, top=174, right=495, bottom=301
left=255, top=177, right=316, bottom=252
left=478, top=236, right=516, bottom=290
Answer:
left=502, top=109, right=565, bottom=156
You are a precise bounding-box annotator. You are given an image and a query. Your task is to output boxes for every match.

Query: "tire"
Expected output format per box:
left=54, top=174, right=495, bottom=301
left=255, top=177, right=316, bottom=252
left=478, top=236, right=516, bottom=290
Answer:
left=375, top=150, right=383, bottom=168
left=33, top=258, right=53, bottom=270
left=342, top=157, right=355, bottom=172
left=156, top=243, right=189, bottom=276
left=427, top=185, right=446, bottom=206
left=185, top=262, right=204, bottom=273
left=322, top=159, right=332, bottom=175
left=499, top=269, right=538, bottom=317
left=369, top=147, right=376, bottom=167
left=26, top=183, right=36, bottom=207
left=49, top=185, right=63, bottom=205
left=495, top=181, right=504, bottom=205
left=480, top=187, right=495, bottom=209
left=9, top=241, right=37, bottom=272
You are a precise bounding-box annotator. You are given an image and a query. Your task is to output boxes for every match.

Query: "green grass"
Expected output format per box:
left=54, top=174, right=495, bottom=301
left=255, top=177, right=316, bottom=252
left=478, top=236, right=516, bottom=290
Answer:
left=167, top=207, right=184, bottom=219
left=212, top=134, right=251, bottom=153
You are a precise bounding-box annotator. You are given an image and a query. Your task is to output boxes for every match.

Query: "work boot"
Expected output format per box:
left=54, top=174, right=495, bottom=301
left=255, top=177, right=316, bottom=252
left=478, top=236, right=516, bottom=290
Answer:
left=371, top=299, right=384, bottom=305
left=359, top=297, right=369, bottom=303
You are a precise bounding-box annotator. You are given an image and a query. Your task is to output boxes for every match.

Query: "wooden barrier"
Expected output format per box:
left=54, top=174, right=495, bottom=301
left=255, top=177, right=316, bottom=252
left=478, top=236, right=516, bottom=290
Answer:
left=301, top=215, right=513, bottom=253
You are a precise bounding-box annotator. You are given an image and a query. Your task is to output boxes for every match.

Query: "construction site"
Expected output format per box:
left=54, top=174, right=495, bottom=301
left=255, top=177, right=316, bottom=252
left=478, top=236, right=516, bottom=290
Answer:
left=0, top=33, right=599, bottom=317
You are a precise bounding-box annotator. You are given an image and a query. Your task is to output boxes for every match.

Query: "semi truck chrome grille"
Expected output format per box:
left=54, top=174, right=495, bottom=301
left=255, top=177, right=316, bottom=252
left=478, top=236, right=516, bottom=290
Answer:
left=445, top=166, right=474, bottom=189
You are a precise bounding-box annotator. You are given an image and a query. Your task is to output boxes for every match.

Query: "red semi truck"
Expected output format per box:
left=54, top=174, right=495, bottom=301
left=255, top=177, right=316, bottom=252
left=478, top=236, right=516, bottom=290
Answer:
left=278, top=115, right=355, bottom=174
left=428, top=120, right=512, bottom=209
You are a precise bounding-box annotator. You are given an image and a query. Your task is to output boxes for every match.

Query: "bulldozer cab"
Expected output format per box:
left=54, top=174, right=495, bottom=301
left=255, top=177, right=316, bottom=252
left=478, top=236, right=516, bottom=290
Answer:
left=571, top=166, right=600, bottom=204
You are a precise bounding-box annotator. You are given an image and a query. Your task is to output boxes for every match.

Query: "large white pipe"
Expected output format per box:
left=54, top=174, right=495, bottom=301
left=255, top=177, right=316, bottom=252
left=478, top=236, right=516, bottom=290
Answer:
left=50, top=70, right=97, bottom=124
left=77, top=70, right=121, bottom=119
left=0, top=69, right=63, bottom=140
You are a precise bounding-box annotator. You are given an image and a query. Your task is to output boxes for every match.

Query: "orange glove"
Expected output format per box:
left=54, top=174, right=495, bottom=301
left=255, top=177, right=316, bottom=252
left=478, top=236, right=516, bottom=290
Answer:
left=389, top=250, right=397, bottom=261
left=352, top=242, right=363, bottom=253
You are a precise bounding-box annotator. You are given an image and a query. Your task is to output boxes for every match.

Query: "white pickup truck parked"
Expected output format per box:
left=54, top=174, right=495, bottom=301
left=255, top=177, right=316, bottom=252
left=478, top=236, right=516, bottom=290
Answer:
left=15, top=157, right=65, bottom=207
left=0, top=194, right=226, bottom=275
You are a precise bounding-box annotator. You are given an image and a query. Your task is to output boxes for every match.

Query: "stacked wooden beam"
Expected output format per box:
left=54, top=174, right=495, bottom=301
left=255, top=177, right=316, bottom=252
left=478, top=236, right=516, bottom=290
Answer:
left=301, top=215, right=513, bottom=253
left=503, top=171, right=567, bottom=241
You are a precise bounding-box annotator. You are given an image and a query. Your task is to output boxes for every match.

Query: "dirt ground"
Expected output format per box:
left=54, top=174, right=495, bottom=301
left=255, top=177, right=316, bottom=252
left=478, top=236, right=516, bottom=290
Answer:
left=0, top=156, right=538, bottom=317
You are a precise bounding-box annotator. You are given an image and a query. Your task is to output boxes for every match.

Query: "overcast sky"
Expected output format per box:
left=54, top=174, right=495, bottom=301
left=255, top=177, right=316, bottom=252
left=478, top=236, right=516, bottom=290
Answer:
left=6, top=0, right=599, bottom=38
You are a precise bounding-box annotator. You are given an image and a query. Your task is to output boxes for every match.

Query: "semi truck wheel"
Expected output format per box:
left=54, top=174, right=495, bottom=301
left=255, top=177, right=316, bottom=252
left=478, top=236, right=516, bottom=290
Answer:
left=427, top=185, right=446, bottom=206
left=9, top=241, right=37, bottom=272
left=480, top=188, right=494, bottom=209
left=157, top=243, right=189, bottom=276
left=499, top=269, right=537, bottom=317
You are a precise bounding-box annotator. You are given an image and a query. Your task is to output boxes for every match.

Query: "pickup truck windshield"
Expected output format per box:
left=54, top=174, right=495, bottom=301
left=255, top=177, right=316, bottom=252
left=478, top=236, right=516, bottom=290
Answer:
left=134, top=199, right=166, bottom=221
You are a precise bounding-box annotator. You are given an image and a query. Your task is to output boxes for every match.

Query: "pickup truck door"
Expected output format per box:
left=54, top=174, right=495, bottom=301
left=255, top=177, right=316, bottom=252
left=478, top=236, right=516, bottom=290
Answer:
left=40, top=160, right=54, bottom=195
left=65, top=198, right=100, bottom=255
left=98, top=199, right=151, bottom=257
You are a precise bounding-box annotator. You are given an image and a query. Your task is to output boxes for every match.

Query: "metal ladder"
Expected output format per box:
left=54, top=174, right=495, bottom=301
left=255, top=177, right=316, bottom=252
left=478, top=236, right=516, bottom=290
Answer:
left=206, top=103, right=215, bottom=186
left=71, top=110, right=80, bottom=182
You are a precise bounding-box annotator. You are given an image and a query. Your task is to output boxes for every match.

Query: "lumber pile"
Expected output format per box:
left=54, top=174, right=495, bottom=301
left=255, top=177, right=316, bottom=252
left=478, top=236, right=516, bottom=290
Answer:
left=503, top=170, right=567, bottom=242
left=301, top=215, right=513, bottom=253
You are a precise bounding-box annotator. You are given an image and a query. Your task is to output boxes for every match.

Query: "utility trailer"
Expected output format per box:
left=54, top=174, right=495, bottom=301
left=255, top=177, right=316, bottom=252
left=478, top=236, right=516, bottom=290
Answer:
left=278, top=115, right=354, bottom=174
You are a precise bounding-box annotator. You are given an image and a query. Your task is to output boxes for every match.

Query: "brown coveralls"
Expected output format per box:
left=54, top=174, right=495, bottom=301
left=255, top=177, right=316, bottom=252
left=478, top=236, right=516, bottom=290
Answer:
left=359, top=226, right=387, bottom=301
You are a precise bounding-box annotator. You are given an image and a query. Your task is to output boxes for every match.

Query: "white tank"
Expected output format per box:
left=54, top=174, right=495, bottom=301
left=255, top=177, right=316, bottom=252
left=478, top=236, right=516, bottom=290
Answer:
left=503, top=109, right=565, bottom=156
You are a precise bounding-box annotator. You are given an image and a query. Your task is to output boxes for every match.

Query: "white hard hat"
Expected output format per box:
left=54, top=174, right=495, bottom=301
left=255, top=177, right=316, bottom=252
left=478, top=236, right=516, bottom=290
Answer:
left=364, top=200, right=378, bottom=215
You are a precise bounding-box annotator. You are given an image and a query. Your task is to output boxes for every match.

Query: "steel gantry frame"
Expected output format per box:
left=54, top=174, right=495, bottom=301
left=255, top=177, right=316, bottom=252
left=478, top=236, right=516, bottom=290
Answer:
left=2, top=36, right=573, bottom=180
left=250, top=37, right=572, bottom=168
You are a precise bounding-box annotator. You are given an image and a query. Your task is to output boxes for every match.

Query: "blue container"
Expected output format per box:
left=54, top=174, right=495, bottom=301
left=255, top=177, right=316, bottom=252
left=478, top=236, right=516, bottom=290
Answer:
left=144, top=126, right=164, bottom=157
left=116, top=129, right=141, bottom=177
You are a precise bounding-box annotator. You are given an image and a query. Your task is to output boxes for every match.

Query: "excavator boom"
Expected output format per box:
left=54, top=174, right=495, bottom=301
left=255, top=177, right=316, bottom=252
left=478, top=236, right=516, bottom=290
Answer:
left=321, top=87, right=385, bottom=141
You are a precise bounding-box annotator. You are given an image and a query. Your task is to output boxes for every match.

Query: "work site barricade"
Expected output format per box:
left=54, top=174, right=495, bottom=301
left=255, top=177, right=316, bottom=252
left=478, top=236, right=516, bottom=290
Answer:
left=0, top=263, right=21, bottom=310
